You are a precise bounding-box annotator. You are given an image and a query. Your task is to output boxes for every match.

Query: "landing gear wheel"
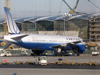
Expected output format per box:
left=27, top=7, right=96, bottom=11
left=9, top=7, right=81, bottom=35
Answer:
left=77, top=54, right=80, bottom=56
left=31, top=50, right=44, bottom=56
left=73, top=49, right=80, bottom=56
left=73, top=49, right=77, bottom=53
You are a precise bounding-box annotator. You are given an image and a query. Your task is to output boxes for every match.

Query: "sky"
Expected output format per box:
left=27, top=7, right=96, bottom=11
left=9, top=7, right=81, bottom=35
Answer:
left=0, top=0, right=100, bottom=18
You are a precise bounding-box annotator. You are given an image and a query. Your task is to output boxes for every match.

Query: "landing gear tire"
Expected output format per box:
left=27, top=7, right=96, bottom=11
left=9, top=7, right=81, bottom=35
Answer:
left=31, top=50, right=44, bottom=56
left=54, top=48, right=62, bottom=56
left=77, top=54, right=80, bottom=56
left=73, top=49, right=77, bottom=53
left=57, top=53, right=62, bottom=56
left=73, top=49, right=80, bottom=56
left=31, top=53, right=34, bottom=56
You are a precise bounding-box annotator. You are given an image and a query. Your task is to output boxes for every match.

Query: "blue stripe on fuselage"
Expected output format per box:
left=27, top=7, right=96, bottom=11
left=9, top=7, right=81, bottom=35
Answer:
left=12, top=41, right=85, bottom=53
left=12, top=42, right=62, bottom=50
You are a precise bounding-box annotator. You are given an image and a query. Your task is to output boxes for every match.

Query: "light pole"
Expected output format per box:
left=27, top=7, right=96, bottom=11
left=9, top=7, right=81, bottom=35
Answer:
left=64, top=14, right=66, bottom=36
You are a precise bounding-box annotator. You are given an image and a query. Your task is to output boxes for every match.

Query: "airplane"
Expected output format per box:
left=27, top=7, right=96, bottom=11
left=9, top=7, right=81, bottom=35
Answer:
left=0, top=7, right=86, bottom=56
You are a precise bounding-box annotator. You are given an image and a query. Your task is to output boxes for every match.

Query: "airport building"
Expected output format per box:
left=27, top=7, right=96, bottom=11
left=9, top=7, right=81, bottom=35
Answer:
left=0, top=14, right=90, bottom=39
left=0, top=13, right=100, bottom=40
left=89, top=15, right=100, bottom=42
left=1, top=13, right=100, bottom=55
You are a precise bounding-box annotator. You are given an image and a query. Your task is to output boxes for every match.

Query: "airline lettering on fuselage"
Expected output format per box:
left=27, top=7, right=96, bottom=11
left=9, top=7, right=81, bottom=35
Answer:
left=66, top=38, right=80, bottom=41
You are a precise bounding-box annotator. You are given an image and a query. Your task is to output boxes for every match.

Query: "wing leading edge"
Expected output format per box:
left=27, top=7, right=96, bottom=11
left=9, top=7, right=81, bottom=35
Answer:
left=51, top=41, right=81, bottom=48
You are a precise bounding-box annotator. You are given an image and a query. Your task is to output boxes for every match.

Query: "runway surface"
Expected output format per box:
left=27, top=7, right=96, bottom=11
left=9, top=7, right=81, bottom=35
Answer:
left=0, top=56, right=100, bottom=63
left=0, top=64, right=100, bottom=69
left=0, top=56, right=100, bottom=75
left=0, top=68, right=100, bottom=75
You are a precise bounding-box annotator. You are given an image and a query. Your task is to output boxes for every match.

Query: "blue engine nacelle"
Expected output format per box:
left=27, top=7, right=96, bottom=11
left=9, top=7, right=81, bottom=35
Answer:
left=76, top=45, right=85, bottom=54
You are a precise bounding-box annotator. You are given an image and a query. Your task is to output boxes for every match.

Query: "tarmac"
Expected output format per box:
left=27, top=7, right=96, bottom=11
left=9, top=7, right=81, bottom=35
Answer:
left=0, top=55, right=100, bottom=63
left=0, top=55, right=100, bottom=75
left=0, top=68, right=100, bottom=75
left=0, top=64, right=100, bottom=69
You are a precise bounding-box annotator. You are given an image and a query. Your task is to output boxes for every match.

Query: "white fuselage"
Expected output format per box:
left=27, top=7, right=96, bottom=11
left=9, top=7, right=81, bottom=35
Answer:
left=4, top=34, right=85, bottom=51
left=4, top=34, right=84, bottom=44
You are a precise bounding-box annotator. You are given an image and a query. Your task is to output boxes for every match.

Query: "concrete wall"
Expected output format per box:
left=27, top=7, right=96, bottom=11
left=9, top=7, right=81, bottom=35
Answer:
left=38, top=31, right=78, bottom=36
left=0, top=31, right=78, bottom=37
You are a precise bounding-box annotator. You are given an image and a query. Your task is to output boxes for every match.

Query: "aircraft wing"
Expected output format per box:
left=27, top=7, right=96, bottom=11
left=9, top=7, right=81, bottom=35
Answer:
left=0, top=37, right=4, bottom=42
left=0, top=37, right=5, bottom=42
left=0, top=42, right=11, bottom=50
left=0, top=40, right=5, bottom=42
left=51, top=41, right=81, bottom=48
left=0, top=37, right=4, bottom=39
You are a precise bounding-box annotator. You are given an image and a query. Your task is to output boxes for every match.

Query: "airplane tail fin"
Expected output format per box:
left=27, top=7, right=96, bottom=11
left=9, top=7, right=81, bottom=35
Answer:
left=4, top=7, right=20, bottom=35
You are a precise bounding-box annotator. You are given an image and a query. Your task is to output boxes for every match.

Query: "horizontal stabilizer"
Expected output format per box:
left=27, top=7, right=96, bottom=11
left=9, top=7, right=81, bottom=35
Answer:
left=11, top=34, right=28, bottom=41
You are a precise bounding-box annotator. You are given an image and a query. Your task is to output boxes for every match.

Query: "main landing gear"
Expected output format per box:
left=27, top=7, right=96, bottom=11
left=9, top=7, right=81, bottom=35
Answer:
left=31, top=50, right=44, bottom=56
left=73, top=49, right=80, bottom=56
